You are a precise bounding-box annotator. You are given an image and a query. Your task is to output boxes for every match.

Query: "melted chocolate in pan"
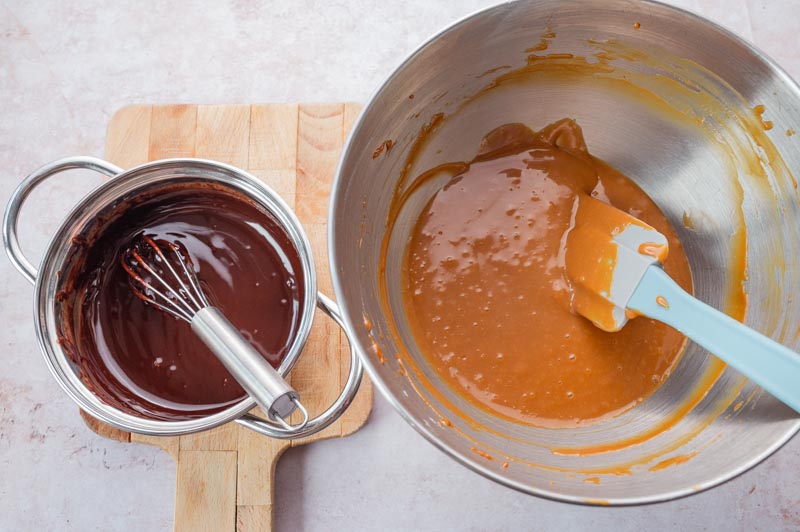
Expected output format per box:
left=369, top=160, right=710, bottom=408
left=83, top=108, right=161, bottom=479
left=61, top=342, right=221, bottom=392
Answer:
left=61, top=184, right=304, bottom=421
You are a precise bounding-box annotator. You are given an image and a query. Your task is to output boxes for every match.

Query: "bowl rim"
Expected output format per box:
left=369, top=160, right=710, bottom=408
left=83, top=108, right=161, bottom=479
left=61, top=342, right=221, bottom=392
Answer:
left=328, top=0, right=800, bottom=505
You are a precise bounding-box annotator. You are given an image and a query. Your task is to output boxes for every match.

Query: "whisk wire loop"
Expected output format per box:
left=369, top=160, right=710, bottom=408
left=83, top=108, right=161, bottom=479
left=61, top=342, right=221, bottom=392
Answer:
left=175, top=251, right=211, bottom=308
left=121, top=236, right=207, bottom=322
left=149, top=239, right=209, bottom=312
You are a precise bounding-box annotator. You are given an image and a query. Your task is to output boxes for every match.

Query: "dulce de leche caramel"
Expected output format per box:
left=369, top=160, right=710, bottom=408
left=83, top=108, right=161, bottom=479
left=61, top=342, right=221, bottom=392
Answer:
left=59, top=185, right=305, bottom=421
left=402, top=119, right=692, bottom=428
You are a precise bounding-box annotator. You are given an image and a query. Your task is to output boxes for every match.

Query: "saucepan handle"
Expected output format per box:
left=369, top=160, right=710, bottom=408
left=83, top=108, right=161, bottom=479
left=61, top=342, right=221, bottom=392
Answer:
left=236, top=292, right=364, bottom=439
left=3, top=156, right=123, bottom=285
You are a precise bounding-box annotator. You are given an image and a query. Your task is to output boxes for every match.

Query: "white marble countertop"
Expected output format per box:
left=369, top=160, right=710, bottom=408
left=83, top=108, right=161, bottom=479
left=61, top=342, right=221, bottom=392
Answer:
left=1, top=0, right=799, bottom=530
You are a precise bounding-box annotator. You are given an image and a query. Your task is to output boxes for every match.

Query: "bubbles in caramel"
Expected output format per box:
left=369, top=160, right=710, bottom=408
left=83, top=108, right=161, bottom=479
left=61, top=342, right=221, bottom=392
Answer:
left=401, top=120, right=692, bottom=428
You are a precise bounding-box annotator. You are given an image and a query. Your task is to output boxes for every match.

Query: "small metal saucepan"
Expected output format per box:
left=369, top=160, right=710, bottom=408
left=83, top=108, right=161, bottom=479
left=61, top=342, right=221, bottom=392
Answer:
left=3, top=156, right=362, bottom=438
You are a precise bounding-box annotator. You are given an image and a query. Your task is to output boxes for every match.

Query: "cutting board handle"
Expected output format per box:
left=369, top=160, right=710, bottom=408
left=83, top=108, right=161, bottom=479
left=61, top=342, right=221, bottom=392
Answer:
left=237, top=292, right=363, bottom=438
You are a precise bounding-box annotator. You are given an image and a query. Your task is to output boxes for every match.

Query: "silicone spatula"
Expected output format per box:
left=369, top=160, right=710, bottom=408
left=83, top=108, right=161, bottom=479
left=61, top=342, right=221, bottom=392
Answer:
left=565, top=195, right=800, bottom=414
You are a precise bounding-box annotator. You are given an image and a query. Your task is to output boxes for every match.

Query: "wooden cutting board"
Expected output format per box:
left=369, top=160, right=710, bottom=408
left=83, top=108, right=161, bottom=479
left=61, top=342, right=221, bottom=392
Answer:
left=80, top=103, right=373, bottom=531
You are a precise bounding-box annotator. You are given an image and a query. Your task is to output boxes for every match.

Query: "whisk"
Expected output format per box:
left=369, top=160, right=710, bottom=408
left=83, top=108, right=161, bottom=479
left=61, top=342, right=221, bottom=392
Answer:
left=121, top=236, right=307, bottom=429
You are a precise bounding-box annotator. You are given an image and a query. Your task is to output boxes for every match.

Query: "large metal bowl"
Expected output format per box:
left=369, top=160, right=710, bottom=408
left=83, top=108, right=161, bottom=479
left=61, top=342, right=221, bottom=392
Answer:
left=330, top=0, right=800, bottom=504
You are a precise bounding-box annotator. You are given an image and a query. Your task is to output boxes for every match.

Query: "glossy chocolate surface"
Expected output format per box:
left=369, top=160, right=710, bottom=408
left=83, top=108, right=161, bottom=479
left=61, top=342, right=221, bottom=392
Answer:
left=60, top=184, right=304, bottom=420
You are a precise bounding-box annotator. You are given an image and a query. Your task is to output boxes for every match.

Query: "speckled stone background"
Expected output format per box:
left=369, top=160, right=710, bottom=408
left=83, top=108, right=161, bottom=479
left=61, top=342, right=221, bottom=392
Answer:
left=1, top=1, right=798, bottom=530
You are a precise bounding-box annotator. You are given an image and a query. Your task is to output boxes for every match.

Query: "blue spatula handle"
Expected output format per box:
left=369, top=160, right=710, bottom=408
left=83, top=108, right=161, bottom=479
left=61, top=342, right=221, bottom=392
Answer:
left=628, top=266, right=800, bottom=414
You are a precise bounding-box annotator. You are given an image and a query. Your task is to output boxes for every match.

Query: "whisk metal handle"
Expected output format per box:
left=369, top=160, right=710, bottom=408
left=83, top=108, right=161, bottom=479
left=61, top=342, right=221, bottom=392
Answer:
left=192, top=306, right=308, bottom=428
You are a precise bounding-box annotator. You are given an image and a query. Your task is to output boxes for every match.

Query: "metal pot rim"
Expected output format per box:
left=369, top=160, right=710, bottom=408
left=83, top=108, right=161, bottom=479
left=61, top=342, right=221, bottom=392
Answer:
left=35, top=157, right=318, bottom=435
left=5, top=155, right=364, bottom=440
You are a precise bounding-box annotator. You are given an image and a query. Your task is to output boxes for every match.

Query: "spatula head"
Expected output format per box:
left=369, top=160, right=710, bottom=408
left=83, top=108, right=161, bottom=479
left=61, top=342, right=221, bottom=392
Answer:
left=564, top=195, right=668, bottom=332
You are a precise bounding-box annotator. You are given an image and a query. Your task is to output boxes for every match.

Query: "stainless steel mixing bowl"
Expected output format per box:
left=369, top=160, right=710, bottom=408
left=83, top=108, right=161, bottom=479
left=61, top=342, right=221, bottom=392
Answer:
left=329, top=0, right=800, bottom=504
